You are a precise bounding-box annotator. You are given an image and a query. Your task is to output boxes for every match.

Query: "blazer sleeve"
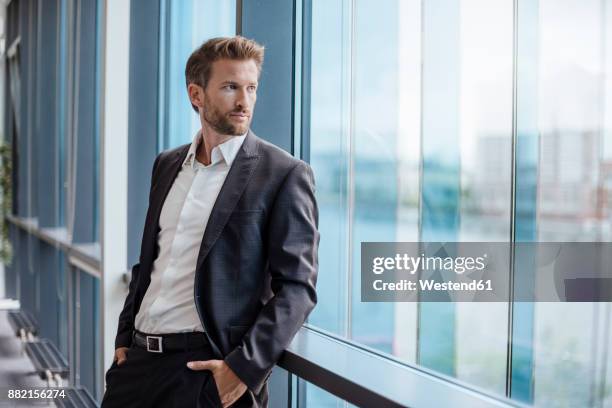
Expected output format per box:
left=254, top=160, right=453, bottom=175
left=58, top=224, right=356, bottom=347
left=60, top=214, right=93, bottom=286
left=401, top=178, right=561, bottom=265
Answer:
left=224, top=161, right=320, bottom=394
left=114, top=153, right=162, bottom=349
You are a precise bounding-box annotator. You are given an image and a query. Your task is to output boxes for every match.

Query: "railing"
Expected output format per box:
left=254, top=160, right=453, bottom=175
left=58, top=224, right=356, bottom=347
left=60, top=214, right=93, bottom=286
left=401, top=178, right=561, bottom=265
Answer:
left=6, top=214, right=100, bottom=277
left=279, top=326, right=529, bottom=407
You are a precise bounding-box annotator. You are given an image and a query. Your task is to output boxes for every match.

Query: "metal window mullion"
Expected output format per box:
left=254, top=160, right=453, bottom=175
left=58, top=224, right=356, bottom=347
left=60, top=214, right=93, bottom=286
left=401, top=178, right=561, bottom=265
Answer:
left=156, top=0, right=167, bottom=152
left=67, top=262, right=74, bottom=385
left=344, top=0, right=355, bottom=343
left=292, top=0, right=302, bottom=159
left=415, top=0, right=427, bottom=366
left=589, top=303, right=601, bottom=407
left=26, top=0, right=34, bottom=281
left=69, top=0, right=82, bottom=243
left=299, top=0, right=312, bottom=164
left=597, top=303, right=611, bottom=406
left=235, top=0, right=242, bottom=35
left=27, top=0, right=33, bottom=220
left=93, top=0, right=103, bottom=244
left=55, top=0, right=62, bottom=229
left=505, top=0, right=519, bottom=398
left=65, top=0, right=75, bottom=241
left=75, top=268, right=81, bottom=385
left=508, top=0, right=539, bottom=402
left=35, top=0, right=42, bottom=221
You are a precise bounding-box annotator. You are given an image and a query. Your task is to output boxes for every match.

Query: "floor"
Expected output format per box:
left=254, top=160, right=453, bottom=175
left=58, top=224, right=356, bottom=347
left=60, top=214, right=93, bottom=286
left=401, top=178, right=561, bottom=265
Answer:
left=0, top=305, right=55, bottom=407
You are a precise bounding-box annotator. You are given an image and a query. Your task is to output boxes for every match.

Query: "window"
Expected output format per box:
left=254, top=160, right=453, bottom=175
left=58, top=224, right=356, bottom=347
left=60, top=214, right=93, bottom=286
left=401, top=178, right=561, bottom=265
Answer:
left=302, top=0, right=612, bottom=405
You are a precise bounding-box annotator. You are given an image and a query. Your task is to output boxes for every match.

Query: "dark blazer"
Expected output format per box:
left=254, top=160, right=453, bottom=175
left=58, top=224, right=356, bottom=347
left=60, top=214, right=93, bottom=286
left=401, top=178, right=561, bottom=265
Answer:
left=114, top=130, right=319, bottom=401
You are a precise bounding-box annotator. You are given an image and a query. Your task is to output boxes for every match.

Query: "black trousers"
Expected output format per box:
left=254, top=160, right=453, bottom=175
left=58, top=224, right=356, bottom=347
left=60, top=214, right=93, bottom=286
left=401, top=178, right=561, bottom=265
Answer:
left=101, top=344, right=224, bottom=408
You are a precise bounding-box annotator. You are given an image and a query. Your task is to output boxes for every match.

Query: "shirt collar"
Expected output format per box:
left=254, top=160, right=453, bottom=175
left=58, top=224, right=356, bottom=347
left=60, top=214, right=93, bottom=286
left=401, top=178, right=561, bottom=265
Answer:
left=183, top=130, right=247, bottom=168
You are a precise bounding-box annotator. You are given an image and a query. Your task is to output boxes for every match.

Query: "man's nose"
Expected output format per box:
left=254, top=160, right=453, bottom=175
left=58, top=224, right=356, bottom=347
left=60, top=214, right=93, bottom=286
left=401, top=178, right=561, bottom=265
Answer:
left=235, top=89, right=249, bottom=110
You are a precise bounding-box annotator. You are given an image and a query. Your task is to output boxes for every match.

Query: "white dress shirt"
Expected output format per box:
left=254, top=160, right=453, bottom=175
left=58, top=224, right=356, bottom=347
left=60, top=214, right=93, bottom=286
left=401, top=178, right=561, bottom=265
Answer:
left=135, top=131, right=247, bottom=334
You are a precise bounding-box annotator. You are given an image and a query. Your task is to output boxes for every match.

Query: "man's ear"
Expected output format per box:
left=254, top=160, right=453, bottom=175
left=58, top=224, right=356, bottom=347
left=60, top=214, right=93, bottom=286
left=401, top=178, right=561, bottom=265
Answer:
left=187, top=83, right=205, bottom=111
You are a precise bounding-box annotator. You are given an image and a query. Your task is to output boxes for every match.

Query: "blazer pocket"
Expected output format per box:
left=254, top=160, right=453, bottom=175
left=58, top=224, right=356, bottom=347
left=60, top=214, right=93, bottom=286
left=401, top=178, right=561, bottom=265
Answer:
left=229, top=325, right=250, bottom=344
left=228, top=210, right=263, bottom=224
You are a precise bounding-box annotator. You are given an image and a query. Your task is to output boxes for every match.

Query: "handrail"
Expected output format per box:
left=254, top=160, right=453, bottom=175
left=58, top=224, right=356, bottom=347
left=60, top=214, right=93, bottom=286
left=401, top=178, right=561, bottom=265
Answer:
left=278, top=326, right=529, bottom=408
left=6, top=214, right=101, bottom=276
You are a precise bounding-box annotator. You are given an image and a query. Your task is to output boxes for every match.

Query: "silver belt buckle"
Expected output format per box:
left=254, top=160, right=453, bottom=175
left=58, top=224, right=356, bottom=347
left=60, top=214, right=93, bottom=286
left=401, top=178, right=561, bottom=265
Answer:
left=146, top=335, right=163, bottom=353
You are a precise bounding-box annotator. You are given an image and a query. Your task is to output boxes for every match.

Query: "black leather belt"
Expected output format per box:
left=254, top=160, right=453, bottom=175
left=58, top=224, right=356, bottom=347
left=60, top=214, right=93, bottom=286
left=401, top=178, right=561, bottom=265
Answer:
left=132, top=330, right=210, bottom=353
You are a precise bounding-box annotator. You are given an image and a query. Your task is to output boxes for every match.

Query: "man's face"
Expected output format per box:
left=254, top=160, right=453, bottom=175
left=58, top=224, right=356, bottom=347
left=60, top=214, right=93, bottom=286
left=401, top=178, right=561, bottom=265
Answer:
left=198, top=58, right=259, bottom=136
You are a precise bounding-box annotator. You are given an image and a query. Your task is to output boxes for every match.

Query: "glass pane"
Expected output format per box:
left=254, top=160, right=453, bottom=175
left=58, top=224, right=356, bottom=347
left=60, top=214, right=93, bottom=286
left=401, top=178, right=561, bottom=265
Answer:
left=350, top=0, right=420, bottom=356
left=306, top=0, right=512, bottom=397
left=455, top=0, right=513, bottom=394
left=532, top=0, right=612, bottom=406
left=306, top=0, right=351, bottom=337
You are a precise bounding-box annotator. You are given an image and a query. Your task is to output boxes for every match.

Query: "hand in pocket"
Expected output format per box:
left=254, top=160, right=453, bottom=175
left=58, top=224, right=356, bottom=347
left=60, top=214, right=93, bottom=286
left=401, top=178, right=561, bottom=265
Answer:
left=114, top=347, right=129, bottom=366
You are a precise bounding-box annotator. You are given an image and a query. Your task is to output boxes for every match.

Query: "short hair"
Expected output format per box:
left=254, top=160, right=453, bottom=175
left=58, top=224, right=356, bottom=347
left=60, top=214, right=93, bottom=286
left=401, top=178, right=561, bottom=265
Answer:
left=185, top=36, right=265, bottom=112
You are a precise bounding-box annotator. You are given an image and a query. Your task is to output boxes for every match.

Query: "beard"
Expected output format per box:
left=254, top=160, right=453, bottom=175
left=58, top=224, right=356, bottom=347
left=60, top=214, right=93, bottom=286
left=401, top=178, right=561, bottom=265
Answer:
left=202, top=96, right=251, bottom=136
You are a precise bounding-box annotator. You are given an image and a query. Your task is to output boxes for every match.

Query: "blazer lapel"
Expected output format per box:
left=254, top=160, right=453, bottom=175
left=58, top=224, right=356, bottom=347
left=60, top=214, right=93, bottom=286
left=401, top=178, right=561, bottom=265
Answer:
left=149, top=144, right=191, bottom=232
left=195, top=131, right=261, bottom=270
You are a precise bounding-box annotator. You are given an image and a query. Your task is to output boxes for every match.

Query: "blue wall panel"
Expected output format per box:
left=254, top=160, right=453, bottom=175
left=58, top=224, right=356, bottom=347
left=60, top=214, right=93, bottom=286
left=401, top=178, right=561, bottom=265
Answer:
left=127, top=0, right=160, bottom=267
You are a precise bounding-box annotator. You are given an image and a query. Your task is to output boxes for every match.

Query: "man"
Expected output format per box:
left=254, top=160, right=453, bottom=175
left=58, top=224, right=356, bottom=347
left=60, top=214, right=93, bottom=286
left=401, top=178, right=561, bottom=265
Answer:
left=101, top=36, right=319, bottom=408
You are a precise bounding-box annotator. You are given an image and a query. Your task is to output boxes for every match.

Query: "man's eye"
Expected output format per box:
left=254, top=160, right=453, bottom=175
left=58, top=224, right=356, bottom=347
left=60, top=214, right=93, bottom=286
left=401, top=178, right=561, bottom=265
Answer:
left=224, top=84, right=236, bottom=90
left=248, top=86, right=257, bottom=92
